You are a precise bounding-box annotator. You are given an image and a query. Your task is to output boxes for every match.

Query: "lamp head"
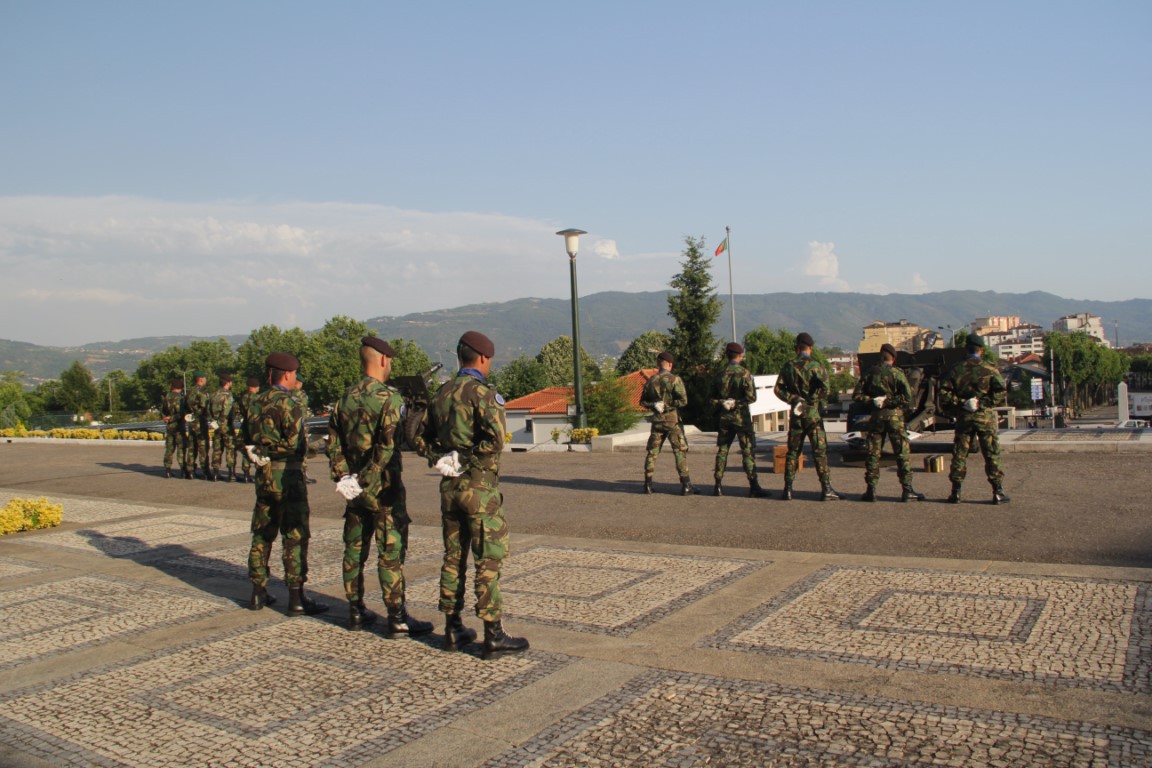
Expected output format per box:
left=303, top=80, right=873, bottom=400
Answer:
left=556, top=228, right=587, bottom=258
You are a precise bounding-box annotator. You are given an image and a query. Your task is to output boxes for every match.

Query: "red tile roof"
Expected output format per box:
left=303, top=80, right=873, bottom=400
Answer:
left=504, top=369, right=657, bottom=414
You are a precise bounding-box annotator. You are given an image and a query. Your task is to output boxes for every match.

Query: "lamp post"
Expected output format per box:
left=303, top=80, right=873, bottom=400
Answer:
left=556, top=228, right=588, bottom=429
left=937, top=325, right=955, bottom=348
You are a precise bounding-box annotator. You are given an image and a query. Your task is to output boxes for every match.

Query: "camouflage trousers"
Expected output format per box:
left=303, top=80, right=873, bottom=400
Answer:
left=163, top=426, right=187, bottom=471
left=187, top=426, right=209, bottom=472
left=949, top=422, right=1004, bottom=487
left=644, top=423, right=690, bottom=481
left=210, top=427, right=234, bottom=473
left=864, top=417, right=912, bottom=487
left=714, top=422, right=758, bottom=482
left=784, top=417, right=830, bottom=484
left=342, top=493, right=411, bottom=611
left=438, top=470, right=509, bottom=622
left=248, top=469, right=311, bottom=588
left=233, top=435, right=251, bottom=477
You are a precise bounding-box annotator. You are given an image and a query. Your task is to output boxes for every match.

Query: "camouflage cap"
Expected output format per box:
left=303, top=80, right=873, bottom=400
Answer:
left=880, top=343, right=897, bottom=359
left=725, top=342, right=744, bottom=356
left=265, top=352, right=300, bottom=372
left=795, top=332, right=815, bottom=348
left=459, top=331, right=495, bottom=358
left=361, top=336, right=396, bottom=357
left=657, top=351, right=675, bottom=365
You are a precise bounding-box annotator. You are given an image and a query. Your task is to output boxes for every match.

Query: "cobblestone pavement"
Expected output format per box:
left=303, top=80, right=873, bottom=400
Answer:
left=1, top=478, right=1150, bottom=766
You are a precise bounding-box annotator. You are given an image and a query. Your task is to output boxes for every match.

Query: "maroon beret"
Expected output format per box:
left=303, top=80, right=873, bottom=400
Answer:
left=219, top=373, right=232, bottom=384
left=246, top=376, right=261, bottom=388
left=361, top=336, right=397, bottom=357
left=657, top=351, right=675, bottom=365
left=459, top=331, right=495, bottom=358
left=170, top=379, right=184, bottom=390
left=264, top=352, right=300, bottom=372
left=795, top=332, right=815, bottom=348
left=725, top=342, right=744, bottom=356
left=880, top=343, right=897, bottom=359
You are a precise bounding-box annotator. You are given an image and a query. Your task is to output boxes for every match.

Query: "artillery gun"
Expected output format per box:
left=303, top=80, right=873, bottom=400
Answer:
left=392, top=363, right=444, bottom=454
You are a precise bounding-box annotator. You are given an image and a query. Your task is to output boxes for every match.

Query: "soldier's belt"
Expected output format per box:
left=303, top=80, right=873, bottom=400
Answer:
left=268, top=459, right=304, bottom=471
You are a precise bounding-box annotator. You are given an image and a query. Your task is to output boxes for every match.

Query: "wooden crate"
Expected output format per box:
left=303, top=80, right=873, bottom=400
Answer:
left=772, top=445, right=803, bottom=473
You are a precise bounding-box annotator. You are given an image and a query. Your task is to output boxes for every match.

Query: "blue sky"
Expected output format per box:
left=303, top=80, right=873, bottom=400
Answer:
left=2, top=1, right=1149, bottom=346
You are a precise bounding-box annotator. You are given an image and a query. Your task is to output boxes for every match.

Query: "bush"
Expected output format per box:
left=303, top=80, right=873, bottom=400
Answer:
left=0, top=427, right=162, bottom=441
left=570, top=427, right=599, bottom=444
left=0, top=497, right=63, bottom=535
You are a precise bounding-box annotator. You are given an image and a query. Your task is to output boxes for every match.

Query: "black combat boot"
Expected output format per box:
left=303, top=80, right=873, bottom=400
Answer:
left=287, top=587, right=329, bottom=616
left=164, top=467, right=173, bottom=478
left=250, top=584, right=277, bottom=610
left=348, top=601, right=376, bottom=631
left=444, top=613, right=477, bottom=651
left=992, top=487, right=1011, bottom=505
left=902, top=485, right=925, bottom=502
left=183, top=468, right=193, bottom=479
left=643, top=478, right=654, bottom=495
left=384, top=606, right=434, bottom=638
left=713, top=481, right=724, bottom=497
left=781, top=483, right=793, bottom=501
left=680, top=479, right=698, bottom=496
left=947, top=482, right=962, bottom=504
left=749, top=479, right=768, bottom=498
left=208, top=469, right=217, bottom=482
left=235, top=471, right=247, bottom=483
left=861, top=485, right=876, bottom=502
left=820, top=482, right=841, bottom=501
left=482, top=620, right=530, bottom=660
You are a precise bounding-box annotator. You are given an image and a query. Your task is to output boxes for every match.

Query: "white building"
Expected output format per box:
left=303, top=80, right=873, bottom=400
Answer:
left=1052, top=312, right=1111, bottom=347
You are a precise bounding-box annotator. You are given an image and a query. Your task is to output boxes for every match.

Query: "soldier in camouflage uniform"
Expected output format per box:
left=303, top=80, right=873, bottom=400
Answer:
left=424, top=331, right=528, bottom=659
left=207, top=373, right=234, bottom=482
left=185, top=371, right=210, bottom=479
left=852, top=343, right=925, bottom=502
left=641, top=351, right=697, bottom=496
left=160, top=379, right=189, bottom=479
left=328, top=336, right=434, bottom=637
left=940, top=335, right=1010, bottom=505
left=230, top=377, right=260, bottom=483
left=242, top=352, right=329, bottom=616
left=712, top=342, right=767, bottom=498
left=773, top=332, right=841, bottom=501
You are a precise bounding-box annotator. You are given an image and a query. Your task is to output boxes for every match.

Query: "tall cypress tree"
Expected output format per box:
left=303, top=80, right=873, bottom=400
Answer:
left=666, top=235, right=722, bottom=426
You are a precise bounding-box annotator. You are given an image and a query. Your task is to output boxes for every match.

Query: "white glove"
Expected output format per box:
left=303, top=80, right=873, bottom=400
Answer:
left=209, top=420, right=219, bottom=431
left=335, top=474, right=364, bottom=501
left=872, top=396, right=887, bottom=409
left=964, top=397, right=980, bottom=413
left=434, top=451, right=463, bottom=477
left=722, top=399, right=736, bottom=411
left=184, top=414, right=194, bottom=423
left=653, top=402, right=665, bottom=414
left=244, top=445, right=270, bottom=467
left=792, top=400, right=805, bottom=416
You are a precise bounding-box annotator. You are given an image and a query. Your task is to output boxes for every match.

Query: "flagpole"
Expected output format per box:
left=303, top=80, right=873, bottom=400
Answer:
left=725, top=225, right=736, bottom=342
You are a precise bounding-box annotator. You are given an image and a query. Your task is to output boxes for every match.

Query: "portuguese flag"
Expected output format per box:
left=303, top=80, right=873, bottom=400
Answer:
left=714, top=237, right=728, bottom=257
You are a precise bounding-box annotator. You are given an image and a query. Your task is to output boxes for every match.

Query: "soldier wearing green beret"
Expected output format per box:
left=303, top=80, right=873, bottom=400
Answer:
left=712, top=342, right=766, bottom=498
left=641, top=351, right=697, bottom=496
left=160, top=379, right=190, bottom=479
left=185, top=371, right=210, bottom=479
left=853, top=343, right=924, bottom=502
left=774, top=332, right=841, bottom=501
left=207, top=373, right=234, bottom=482
left=940, top=335, right=1010, bottom=504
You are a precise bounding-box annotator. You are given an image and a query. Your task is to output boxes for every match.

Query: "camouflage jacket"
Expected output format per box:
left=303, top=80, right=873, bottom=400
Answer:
left=713, top=363, right=757, bottom=427
left=160, top=390, right=186, bottom=430
left=853, top=362, right=912, bottom=431
left=207, top=389, right=233, bottom=426
left=641, top=370, right=688, bottom=428
left=243, top=386, right=306, bottom=462
left=774, top=355, right=831, bottom=420
left=185, top=386, right=209, bottom=428
left=229, top=389, right=253, bottom=432
left=940, top=357, right=1006, bottom=427
left=328, top=376, right=404, bottom=507
left=425, top=369, right=506, bottom=475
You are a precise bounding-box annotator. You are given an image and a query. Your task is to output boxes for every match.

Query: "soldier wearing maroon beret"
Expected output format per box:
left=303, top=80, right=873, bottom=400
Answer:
left=640, top=350, right=697, bottom=496
left=712, top=341, right=767, bottom=497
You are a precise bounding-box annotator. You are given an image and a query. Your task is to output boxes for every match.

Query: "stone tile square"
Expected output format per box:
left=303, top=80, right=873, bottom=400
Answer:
left=0, top=575, right=234, bottom=670
left=0, top=490, right=169, bottom=524
left=482, top=669, right=1152, bottom=767
left=703, top=566, right=1152, bottom=693
left=0, top=621, right=569, bottom=768
left=24, top=514, right=251, bottom=558
left=408, top=546, right=762, bottom=636
left=0, top=555, right=48, bottom=579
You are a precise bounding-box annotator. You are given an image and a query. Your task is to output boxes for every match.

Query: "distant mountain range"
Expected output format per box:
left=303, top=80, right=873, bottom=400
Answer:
left=4, top=290, right=1149, bottom=383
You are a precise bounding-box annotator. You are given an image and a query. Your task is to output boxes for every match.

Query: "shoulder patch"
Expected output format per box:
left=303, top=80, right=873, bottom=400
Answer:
left=495, top=393, right=505, bottom=406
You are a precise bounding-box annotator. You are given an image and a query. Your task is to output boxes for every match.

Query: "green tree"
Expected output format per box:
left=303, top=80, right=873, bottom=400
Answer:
left=59, top=361, right=100, bottom=416
left=490, top=355, right=550, bottom=400
left=1046, top=331, right=1129, bottom=412
left=616, top=330, right=671, bottom=375
left=536, top=335, right=598, bottom=388
left=236, top=325, right=311, bottom=381
left=299, top=316, right=371, bottom=409
left=666, top=235, right=723, bottom=426
left=742, top=326, right=796, bottom=376
left=583, top=372, right=642, bottom=435
left=389, top=338, right=434, bottom=378
left=0, top=372, right=33, bottom=428
left=132, top=338, right=239, bottom=408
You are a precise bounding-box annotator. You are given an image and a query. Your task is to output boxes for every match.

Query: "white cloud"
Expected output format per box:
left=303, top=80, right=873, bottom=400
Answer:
left=592, top=239, right=619, bottom=259
left=911, top=272, right=929, bottom=292
left=803, top=241, right=850, bottom=290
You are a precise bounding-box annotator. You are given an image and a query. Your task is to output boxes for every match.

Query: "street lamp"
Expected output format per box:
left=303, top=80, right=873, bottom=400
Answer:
left=556, top=228, right=588, bottom=429
left=937, top=325, right=955, bottom=348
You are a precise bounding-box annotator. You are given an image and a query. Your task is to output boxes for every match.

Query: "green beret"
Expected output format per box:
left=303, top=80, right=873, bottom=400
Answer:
left=193, top=370, right=207, bottom=379
left=968, top=335, right=985, bottom=348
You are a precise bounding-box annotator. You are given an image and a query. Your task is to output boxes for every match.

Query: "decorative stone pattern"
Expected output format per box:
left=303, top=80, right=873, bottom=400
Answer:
left=0, top=621, right=569, bottom=768
left=0, top=490, right=169, bottom=524
left=1016, top=429, right=1140, bottom=442
left=482, top=670, right=1152, bottom=767
left=703, top=566, right=1152, bottom=693
left=0, top=555, right=48, bottom=579
left=408, top=546, right=762, bottom=635
left=0, top=575, right=233, bottom=670
left=24, top=514, right=252, bottom=558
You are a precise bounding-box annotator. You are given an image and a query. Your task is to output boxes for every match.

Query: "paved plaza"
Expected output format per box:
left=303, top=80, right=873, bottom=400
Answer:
left=0, top=437, right=1150, bottom=766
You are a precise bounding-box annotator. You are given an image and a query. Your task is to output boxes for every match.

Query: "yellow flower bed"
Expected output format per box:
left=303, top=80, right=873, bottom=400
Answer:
left=0, top=497, right=64, bottom=535
left=570, top=427, right=600, bottom=444
left=0, top=427, right=162, bottom=441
